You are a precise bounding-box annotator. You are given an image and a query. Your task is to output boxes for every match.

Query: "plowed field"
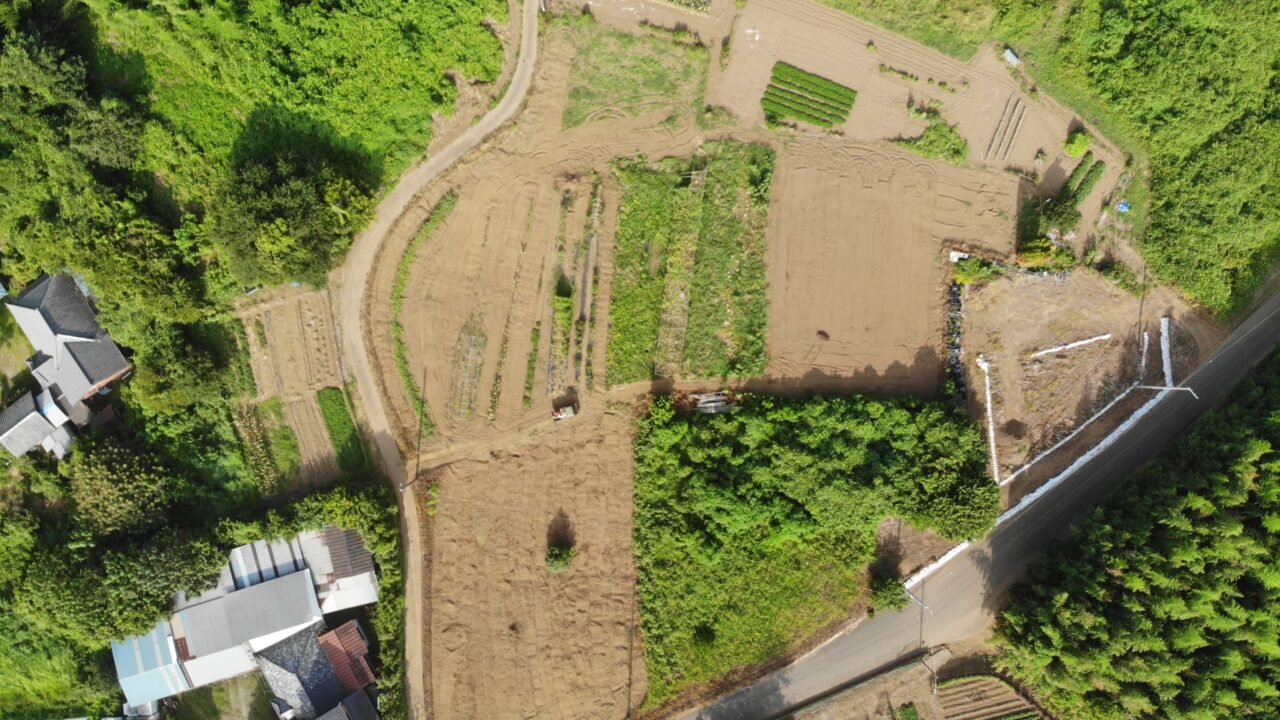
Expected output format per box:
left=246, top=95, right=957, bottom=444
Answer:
left=239, top=288, right=345, bottom=487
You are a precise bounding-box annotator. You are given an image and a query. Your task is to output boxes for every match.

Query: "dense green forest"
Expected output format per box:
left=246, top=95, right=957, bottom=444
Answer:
left=633, top=394, right=997, bottom=706
left=0, top=0, right=506, bottom=715
left=995, top=346, right=1280, bottom=718
left=827, top=0, right=1280, bottom=314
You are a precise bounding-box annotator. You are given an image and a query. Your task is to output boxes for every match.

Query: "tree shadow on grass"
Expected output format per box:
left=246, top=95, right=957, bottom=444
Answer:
left=229, top=105, right=384, bottom=194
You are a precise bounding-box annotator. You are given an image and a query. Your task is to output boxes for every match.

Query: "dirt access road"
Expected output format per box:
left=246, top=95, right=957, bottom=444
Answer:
left=328, top=0, right=539, bottom=717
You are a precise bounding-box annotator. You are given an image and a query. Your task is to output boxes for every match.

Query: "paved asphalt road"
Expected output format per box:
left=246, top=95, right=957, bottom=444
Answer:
left=684, top=289, right=1280, bottom=720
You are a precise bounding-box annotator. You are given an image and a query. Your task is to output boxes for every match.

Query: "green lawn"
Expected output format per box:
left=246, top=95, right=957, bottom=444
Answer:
left=170, top=675, right=275, bottom=720
left=558, top=13, right=708, bottom=129
left=0, top=308, right=34, bottom=381
left=607, top=141, right=773, bottom=384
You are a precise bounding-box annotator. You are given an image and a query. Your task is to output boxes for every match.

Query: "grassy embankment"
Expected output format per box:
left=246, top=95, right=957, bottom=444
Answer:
left=557, top=12, right=708, bottom=130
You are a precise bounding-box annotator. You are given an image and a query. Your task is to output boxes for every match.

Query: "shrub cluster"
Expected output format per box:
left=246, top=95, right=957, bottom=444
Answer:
left=634, top=393, right=997, bottom=706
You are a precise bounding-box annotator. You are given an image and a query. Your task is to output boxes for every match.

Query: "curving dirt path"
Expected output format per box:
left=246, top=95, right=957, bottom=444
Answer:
left=328, top=0, right=539, bottom=718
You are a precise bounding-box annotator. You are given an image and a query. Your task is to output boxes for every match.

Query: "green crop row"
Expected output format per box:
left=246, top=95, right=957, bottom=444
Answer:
left=771, top=62, right=856, bottom=104
left=523, top=323, right=541, bottom=408
left=769, top=75, right=855, bottom=112
left=317, top=386, right=367, bottom=473
left=763, top=97, right=836, bottom=128
left=1063, top=151, right=1095, bottom=193
left=608, top=142, right=773, bottom=383
left=1070, top=159, right=1107, bottom=204
left=764, top=84, right=849, bottom=119
left=762, top=90, right=845, bottom=128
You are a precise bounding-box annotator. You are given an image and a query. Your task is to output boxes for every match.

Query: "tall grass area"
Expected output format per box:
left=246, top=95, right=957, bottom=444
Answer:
left=558, top=13, right=707, bottom=129
left=83, top=0, right=506, bottom=202
left=817, top=0, right=1006, bottom=58
left=895, top=100, right=968, bottom=165
left=0, top=622, right=117, bottom=718
left=633, top=394, right=998, bottom=706
left=317, top=387, right=366, bottom=473
left=259, top=399, right=301, bottom=481
left=823, top=0, right=1280, bottom=314
left=607, top=142, right=773, bottom=384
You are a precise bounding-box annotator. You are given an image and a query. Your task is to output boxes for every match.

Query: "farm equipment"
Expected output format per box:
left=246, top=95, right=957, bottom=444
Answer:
left=552, top=388, right=580, bottom=421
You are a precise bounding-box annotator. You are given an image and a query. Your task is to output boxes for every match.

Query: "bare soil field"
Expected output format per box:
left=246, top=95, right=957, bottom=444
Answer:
left=767, top=138, right=1017, bottom=393
left=281, top=396, right=340, bottom=482
left=962, top=271, right=1221, bottom=477
left=712, top=0, right=1125, bottom=255
left=366, top=15, right=714, bottom=452
left=345, top=0, right=1227, bottom=716
left=425, top=409, right=644, bottom=719
left=238, top=288, right=345, bottom=486
left=937, top=676, right=1039, bottom=720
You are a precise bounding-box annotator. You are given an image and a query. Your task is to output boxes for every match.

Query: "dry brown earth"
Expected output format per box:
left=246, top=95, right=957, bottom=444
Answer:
left=238, top=288, right=345, bottom=486
left=962, top=271, right=1220, bottom=477
left=767, top=138, right=1017, bottom=393
left=427, top=409, right=644, bottom=719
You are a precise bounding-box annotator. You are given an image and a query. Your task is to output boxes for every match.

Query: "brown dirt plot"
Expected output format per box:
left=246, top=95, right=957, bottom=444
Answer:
left=962, top=271, right=1221, bottom=479
left=239, top=288, right=345, bottom=487
left=766, top=137, right=1017, bottom=394
left=426, top=410, right=644, bottom=719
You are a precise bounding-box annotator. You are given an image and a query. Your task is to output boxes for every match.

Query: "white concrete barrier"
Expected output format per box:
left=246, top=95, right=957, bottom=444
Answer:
left=1029, top=333, right=1112, bottom=358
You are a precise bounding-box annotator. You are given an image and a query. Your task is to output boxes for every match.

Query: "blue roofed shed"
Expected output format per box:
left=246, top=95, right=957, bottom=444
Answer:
left=110, top=620, right=191, bottom=707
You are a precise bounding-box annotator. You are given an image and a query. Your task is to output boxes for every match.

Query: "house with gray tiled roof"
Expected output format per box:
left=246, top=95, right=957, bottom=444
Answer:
left=0, top=274, right=130, bottom=458
left=0, top=389, right=74, bottom=458
left=315, top=689, right=379, bottom=720
left=111, top=526, right=381, bottom=719
left=257, top=625, right=345, bottom=720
